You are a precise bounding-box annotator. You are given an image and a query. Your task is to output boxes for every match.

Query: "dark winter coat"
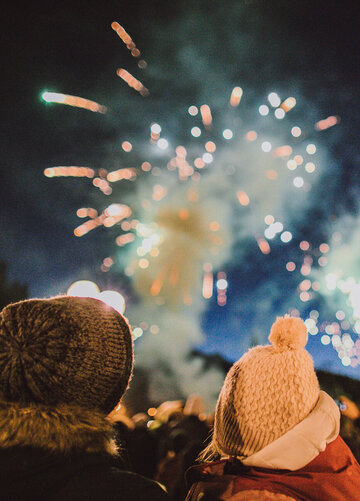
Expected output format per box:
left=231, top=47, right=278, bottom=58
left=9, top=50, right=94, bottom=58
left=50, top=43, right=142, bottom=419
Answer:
left=0, top=400, right=170, bottom=501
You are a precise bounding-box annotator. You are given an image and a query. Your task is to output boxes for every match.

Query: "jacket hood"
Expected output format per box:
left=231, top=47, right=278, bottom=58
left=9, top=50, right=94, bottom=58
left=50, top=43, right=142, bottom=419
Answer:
left=241, top=390, right=340, bottom=470
left=0, top=399, right=116, bottom=454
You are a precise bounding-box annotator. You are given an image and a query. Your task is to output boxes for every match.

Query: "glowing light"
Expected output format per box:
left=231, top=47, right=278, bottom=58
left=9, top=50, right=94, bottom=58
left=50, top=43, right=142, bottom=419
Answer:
left=116, top=68, right=149, bottom=96
left=305, top=162, right=316, bottom=173
left=281, top=231, right=292, bottom=243
left=44, top=166, right=95, bottom=178
left=315, top=115, right=340, bottom=131
left=259, top=105, right=269, bottom=116
left=294, top=155, right=303, bottom=165
left=191, top=126, right=201, bottom=137
left=237, top=191, right=250, bottom=206
left=133, top=327, right=143, bottom=339
left=306, top=143, right=317, bottom=155
left=216, top=278, right=228, bottom=290
left=280, top=97, right=296, bottom=112
left=261, top=141, right=272, bottom=152
left=257, top=238, right=271, bottom=254
left=291, top=126, right=302, bottom=137
left=141, top=161, right=151, bottom=171
left=273, top=145, right=292, bottom=157
left=222, top=129, right=233, bottom=139
left=293, top=176, right=304, bottom=188
left=194, top=157, right=205, bottom=168
left=264, top=215, right=274, bottom=225
left=67, top=281, right=100, bottom=298
left=157, top=138, right=169, bottom=149
left=286, top=262, right=296, bottom=272
left=336, top=310, right=345, bottom=321
left=342, top=356, right=351, bottom=367
left=98, top=290, right=125, bottom=313
left=205, top=141, right=216, bottom=152
left=202, top=152, right=213, bottom=164
left=268, top=92, right=281, bottom=107
left=286, top=159, right=297, bottom=170
left=245, top=131, right=257, bottom=141
left=200, top=104, right=212, bottom=128
left=42, top=91, right=107, bottom=113
left=122, top=141, right=132, bottom=152
left=188, top=105, right=198, bottom=116
left=230, top=86, right=243, bottom=107
left=318, top=256, right=327, bottom=267
left=116, top=233, right=135, bottom=246
left=300, top=240, right=310, bottom=251
left=151, top=123, right=162, bottom=134
left=107, top=168, right=137, bottom=182
left=274, top=108, right=285, bottom=119
left=321, top=335, right=331, bottom=345
left=300, top=291, right=311, bottom=302
left=319, top=243, right=330, bottom=253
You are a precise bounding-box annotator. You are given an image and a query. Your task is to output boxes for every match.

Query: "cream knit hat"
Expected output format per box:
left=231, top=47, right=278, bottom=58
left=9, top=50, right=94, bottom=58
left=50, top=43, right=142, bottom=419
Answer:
left=210, top=316, right=320, bottom=458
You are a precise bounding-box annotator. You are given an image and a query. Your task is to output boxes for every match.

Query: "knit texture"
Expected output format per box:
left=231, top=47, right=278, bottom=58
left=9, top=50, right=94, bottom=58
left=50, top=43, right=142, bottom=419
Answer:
left=0, top=296, right=133, bottom=414
left=212, top=316, right=319, bottom=457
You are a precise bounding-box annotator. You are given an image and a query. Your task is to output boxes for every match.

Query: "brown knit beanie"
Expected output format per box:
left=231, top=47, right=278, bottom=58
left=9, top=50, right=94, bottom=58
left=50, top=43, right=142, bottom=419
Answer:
left=210, top=316, right=320, bottom=458
left=0, top=296, right=133, bottom=414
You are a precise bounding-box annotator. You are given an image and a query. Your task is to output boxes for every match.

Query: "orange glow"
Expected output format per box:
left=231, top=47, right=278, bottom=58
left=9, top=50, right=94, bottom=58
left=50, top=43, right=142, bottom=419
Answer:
left=107, top=168, right=137, bottom=182
left=42, top=92, right=107, bottom=114
left=230, top=86, right=243, bottom=107
left=280, top=97, right=296, bottom=112
left=111, top=22, right=133, bottom=45
left=245, top=130, right=257, bottom=141
left=175, top=145, right=187, bottom=157
left=286, top=261, right=296, bottom=272
left=148, top=407, right=157, bottom=417
left=315, top=115, right=340, bottom=131
left=116, top=233, right=135, bottom=246
left=122, top=141, right=132, bottom=152
left=273, top=145, right=293, bottom=157
left=200, top=104, right=212, bottom=128
left=141, top=161, right=151, bottom=171
left=150, top=276, right=163, bottom=296
left=237, top=191, right=250, bottom=206
left=257, top=238, right=271, bottom=255
left=202, top=272, right=213, bottom=299
left=205, top=141, right=216, bottom=153
left=266, top=170, right=278, bottom=180
left=209, top=221, right=220, bottom=231
left=194, top=157, right=205, bottom=169
left=152, top=184, right=168, bottom=201
left=179, top=209, right=189, bottom=220
left=116, top=68, right=149, bottom=96
left=319, top=243, right=330, bottom=253
left=44, top=166, right=95, bottom=178
left=300, top=240, right=310, bottom=251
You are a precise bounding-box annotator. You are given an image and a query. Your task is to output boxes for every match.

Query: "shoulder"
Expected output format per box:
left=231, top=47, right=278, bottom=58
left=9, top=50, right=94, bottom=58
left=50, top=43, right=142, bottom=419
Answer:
left=228, top=490, right=296, bottom=501
left=52, top=464, right=171, bottom=500
left=187, top=487, right=295, bottom=501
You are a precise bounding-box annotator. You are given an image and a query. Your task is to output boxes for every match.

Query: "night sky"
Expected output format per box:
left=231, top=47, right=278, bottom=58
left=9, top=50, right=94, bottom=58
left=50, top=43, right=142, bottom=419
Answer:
left=2, top=1, right=360, bottom=403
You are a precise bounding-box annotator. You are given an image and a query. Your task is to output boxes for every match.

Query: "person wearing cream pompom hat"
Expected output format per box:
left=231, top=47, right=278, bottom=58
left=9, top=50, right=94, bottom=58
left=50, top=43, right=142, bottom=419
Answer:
left=186, top=316, right=360, bottom=501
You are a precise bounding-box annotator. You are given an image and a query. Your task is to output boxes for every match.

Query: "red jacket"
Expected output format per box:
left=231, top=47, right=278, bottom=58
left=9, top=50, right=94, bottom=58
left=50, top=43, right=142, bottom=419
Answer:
left=186, top=436, right=360, bottom=500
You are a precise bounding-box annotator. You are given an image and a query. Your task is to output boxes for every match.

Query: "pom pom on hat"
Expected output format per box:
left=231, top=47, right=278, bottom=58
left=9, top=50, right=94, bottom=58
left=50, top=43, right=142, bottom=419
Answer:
left=268, top=315, right=307, bottom=349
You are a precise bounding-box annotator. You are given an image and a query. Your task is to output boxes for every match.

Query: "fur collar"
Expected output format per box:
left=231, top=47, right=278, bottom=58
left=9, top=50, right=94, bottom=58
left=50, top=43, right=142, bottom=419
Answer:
left=0, top=400, right=118, bottom=455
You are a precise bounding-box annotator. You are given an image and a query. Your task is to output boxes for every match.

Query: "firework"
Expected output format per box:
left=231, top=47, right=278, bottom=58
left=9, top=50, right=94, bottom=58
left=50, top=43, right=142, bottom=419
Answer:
left=116, top=68, right=149, bottom=96
left=42, top=91, right=107, bottom=113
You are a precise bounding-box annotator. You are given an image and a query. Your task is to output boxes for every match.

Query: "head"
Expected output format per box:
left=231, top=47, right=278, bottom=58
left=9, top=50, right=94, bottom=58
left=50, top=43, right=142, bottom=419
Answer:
left=0, top=295, right=133, bottom=414
left=201, top=316, right=320, bottom=460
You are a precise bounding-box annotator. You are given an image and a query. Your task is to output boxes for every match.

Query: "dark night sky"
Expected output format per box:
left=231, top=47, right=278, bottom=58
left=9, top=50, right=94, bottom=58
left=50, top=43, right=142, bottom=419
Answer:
left=1, top=1, right=360, bottom=387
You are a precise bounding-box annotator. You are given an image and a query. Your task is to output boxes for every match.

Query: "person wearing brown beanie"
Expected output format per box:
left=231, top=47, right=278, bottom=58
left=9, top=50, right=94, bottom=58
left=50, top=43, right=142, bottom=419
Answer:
left=0, top=295, right=170, bottom=500
left=185, top=316, right=360, bottom=501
